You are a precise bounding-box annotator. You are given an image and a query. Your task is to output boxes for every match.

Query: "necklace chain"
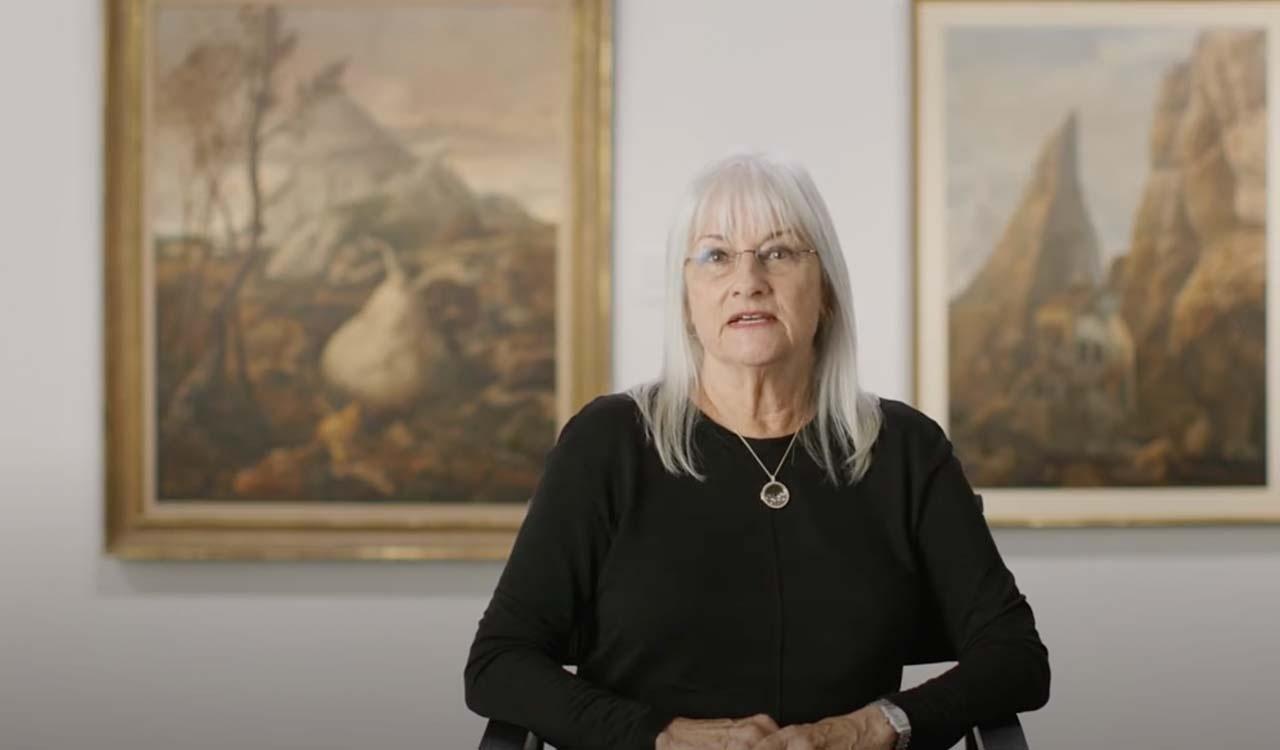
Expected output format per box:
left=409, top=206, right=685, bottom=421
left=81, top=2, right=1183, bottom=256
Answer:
left=735, top=429, right=801, bottom=481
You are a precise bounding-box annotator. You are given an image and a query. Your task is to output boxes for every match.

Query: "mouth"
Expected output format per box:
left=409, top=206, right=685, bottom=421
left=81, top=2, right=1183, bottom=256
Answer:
left=727, top=312, right=777, bottom=328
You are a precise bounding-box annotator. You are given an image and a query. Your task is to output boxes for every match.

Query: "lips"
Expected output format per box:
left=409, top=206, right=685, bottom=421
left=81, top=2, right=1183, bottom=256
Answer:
left=728, top=311, right=777, bottom=326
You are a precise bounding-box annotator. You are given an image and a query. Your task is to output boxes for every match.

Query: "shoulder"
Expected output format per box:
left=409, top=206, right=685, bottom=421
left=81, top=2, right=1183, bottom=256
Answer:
left=553, top=392, right=647, bottom=456
left=868, top=400, right=969, bottom=524
left=876, top=398, right=946, bottom=439
left=542, top=394, right=647, bottom=514
left=563, top=392, right=645, bottom=435
left=872, top=398, right=951, bottom=462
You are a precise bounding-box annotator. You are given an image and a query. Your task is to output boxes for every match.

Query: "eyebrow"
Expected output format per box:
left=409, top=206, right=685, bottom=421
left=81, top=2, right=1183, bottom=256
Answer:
left=694, top=229, right=794, bottom=244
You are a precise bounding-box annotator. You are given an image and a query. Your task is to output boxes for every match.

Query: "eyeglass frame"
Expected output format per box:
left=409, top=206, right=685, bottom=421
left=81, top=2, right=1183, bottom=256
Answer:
left=682, top=243, right=819, bottom=277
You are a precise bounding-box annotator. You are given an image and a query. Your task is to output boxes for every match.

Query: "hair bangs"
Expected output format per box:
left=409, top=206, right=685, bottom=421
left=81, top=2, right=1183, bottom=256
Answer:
left=689, top=158, right=814, bottom=250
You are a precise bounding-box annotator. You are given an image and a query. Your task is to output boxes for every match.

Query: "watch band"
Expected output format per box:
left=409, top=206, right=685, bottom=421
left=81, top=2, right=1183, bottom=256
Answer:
left=872, top=699, right=912, bottom=750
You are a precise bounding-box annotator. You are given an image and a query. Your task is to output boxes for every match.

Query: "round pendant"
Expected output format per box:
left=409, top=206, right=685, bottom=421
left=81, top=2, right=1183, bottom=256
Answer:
left=760, top=480, right=790, bottom=509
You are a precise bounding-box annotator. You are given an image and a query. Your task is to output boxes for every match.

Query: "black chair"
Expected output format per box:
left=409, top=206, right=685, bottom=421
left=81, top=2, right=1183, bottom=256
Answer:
left=481, top=714, right=1027, bottom=750
left=477, top=494, right=1031, bottom=750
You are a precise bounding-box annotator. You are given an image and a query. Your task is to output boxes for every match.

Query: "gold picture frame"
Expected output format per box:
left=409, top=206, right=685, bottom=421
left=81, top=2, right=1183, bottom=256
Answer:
left=913, top=0, right=1280, bottom=526
left=105, top=0, right=613, bottom=559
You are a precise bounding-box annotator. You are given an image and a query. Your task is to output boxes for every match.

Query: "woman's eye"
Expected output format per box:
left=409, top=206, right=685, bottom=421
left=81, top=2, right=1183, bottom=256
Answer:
left=700, top=249, right=729, bottom=264
left=764, top=246, right=794, bottom=261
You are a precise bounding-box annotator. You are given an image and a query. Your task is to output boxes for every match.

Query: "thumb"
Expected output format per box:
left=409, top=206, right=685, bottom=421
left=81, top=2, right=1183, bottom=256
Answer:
left=746, top=713, right=781, bottom=734
left=753, top=726, right=792, bottom=750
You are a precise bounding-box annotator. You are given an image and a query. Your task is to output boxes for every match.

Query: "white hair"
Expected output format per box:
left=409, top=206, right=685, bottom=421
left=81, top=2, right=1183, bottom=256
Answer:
left=628, top=152, right=883, bottom=485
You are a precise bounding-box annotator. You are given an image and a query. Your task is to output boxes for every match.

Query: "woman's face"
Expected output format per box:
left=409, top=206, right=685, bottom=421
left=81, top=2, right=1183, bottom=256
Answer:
left=683, top=222, right=825, bottom=371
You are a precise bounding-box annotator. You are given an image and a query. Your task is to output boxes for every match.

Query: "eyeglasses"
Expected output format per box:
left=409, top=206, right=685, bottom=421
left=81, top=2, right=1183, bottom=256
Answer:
left=684, top=243, right=818, bottom=280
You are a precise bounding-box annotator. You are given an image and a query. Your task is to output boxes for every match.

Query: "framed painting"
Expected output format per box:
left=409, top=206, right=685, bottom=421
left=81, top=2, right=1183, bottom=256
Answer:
left=104, top=0, right=613, bottom=559
left=913, top=0, right=1280, bottom=525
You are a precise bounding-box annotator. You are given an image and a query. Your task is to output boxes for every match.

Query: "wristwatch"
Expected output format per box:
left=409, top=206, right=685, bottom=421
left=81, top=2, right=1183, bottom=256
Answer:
left=871, top=699, right=912, bottom=750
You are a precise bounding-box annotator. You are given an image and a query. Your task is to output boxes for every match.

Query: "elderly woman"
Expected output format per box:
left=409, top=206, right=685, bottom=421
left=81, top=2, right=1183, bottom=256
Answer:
left=464, top=154, right=1049, bottom=750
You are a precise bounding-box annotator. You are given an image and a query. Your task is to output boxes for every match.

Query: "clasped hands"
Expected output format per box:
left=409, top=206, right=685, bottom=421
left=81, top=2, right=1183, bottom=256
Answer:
left=656, top=704, right=897, bottom=750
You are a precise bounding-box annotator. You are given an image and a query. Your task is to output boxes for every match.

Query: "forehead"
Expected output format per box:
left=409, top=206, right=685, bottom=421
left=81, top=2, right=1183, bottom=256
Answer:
left=690, top=176, right=805, bottom=245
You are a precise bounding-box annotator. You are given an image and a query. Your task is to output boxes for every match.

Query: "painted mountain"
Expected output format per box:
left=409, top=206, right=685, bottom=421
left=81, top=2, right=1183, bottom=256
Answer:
left=947, top=30, right=1266, bottom=487
left=149, top=6, right=565, bottom=503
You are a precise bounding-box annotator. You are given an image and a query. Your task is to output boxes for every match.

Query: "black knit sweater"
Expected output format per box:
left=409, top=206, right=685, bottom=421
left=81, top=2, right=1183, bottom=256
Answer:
left=465, top=394, right=1050, bottom=750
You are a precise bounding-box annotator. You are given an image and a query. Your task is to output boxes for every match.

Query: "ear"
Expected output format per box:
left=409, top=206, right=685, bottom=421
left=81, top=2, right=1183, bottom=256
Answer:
left=820, top=280, right=836, bottom=323
left=814, top=286, right=835, bottom=343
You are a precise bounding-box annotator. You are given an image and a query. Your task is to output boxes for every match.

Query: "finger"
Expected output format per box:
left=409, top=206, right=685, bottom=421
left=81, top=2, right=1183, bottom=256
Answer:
left=733, top=724, right=770, bottom=747
left=732, top=721, right=768, bottom=742
left=731, top=737, right=768, bottom=750
left=746, top=713, right=781, bottom=734
left=753, top=725, right=798, bottom=750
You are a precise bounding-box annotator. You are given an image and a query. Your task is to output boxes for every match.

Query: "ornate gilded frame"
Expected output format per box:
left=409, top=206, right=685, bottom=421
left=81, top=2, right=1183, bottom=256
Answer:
left=912, top=0, right=1280, bottom=526
left=104, top=0, right=613, bottom=558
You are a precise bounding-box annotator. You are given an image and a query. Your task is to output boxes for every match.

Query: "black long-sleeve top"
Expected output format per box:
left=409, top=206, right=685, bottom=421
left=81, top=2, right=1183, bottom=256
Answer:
left=464, top=394, right=1050, bottom=750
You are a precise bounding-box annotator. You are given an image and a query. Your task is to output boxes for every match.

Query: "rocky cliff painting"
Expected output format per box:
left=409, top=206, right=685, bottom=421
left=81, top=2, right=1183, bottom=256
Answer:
left=148, top=4, right=572, bottom=507
left=915, top=3, right=1278, bottom=523
left=946, top=26, right=1267, bottom=489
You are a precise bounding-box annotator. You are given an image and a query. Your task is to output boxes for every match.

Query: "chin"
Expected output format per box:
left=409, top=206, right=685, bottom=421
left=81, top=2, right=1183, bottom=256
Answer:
left=723, top=348, right=791, bottom=368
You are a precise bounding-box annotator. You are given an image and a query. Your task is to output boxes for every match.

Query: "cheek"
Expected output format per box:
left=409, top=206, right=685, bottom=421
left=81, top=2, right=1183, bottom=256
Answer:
left=783, top=282, right=824, bottom=331
left=685, top=287, right=719, bottom=335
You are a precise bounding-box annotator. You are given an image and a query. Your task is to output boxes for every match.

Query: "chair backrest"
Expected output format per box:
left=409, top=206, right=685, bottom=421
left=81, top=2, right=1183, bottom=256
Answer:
left=902, top=493, right=984, bottom=666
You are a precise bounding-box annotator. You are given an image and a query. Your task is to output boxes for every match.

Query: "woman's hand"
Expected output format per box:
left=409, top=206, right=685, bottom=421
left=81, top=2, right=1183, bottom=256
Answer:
left=751, top=705, right=897, bottom=750
left=656, top=713, right=781, bottom=750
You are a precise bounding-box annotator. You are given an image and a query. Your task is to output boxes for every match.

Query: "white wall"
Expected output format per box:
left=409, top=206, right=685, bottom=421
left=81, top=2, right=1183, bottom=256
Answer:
left=2, top=1, right=1278, bottom=749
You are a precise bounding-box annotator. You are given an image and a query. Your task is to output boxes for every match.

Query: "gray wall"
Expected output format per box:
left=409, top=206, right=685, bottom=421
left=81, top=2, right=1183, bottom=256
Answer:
left=2, top=1, right=1277, bottom=748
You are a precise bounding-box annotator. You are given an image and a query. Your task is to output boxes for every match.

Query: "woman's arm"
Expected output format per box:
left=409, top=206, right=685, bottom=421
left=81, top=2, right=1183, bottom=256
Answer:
left=883, top=425, right=1051, bottom=750
left=464, top=400, right=674, bottom=750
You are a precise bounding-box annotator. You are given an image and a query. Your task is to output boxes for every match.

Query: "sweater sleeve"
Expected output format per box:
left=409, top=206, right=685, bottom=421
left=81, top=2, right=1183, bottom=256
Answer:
left=884, top=425, right=1051, bottom=750
left=464, top=399, right=674, bottom=750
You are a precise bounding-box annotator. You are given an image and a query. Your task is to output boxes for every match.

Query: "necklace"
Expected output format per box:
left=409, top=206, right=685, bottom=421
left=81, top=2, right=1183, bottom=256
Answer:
left=735, top=429, right=801, bottom=509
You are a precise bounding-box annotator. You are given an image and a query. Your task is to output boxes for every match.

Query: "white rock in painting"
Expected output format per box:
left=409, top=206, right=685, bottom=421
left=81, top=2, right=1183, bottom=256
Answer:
left=319, top=239, right=446, bottom=410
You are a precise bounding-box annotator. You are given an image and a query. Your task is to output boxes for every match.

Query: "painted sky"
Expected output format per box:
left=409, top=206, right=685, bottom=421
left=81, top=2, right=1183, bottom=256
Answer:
left=152, top=3, right=569, bottom=223
left=945, top=26, right=1204, bottom=298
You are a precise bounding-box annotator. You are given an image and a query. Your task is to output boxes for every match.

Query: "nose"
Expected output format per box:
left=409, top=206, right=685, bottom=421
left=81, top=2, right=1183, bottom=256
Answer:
left=728, top=251, right=769, bottom=298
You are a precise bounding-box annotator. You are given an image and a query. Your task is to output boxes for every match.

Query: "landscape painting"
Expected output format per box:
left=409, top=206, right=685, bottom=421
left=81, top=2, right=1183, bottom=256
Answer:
left=914, top=1, right=1279, bottom=525
left=105, top=0, right=613, bottom=558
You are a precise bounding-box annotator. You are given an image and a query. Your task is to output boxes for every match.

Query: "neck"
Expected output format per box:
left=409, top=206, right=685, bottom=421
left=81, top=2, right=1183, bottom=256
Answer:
left=696, top=354, right=814, bottom=438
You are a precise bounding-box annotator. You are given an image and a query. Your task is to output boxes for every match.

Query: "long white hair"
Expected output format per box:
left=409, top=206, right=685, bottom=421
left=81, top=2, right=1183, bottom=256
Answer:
left=628, top=152, right=883, bottom=484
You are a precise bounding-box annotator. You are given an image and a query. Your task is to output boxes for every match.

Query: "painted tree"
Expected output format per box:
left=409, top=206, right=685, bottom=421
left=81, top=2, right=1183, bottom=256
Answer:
left=156, top=40, right=243, bottom=377
left=162, top=8, right=363, bottom=461
left=157, top=41, right=242, bottom=247
left=161, top=7, right=298, bottom=450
